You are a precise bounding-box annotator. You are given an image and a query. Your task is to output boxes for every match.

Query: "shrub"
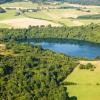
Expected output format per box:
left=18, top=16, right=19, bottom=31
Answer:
left=79, top=63, right=95, bottom=70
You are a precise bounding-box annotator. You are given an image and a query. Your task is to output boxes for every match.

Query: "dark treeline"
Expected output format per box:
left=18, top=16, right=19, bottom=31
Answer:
left=78, top=14, right=100, bottom=20
left=0, top=42, right=78, bottom=100
left=0, top=24, right=100, bottom=43
left=64, top=0, right=100, bottom=6
left=1, top=0, right=100, bottom=5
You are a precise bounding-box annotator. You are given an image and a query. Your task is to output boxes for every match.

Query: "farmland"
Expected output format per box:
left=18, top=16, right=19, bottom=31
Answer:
left=0, top=1, right=100, bottom=28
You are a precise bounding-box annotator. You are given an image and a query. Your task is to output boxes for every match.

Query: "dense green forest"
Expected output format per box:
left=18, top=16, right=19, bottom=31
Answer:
left=0, top=42, right=78, bottom=100
left=0, top=24, right=100, bottom=43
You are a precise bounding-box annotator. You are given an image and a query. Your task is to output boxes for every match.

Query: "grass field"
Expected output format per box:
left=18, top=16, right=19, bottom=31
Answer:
left=64, top=61, right=100, bottom=100
left=68, top=85, right=100, bottom=100
left=0, top=10, right=25, bottom=20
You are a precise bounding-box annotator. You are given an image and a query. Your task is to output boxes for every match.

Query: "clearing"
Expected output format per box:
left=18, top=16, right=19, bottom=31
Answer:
left=64, top=60, right=100, bottom=100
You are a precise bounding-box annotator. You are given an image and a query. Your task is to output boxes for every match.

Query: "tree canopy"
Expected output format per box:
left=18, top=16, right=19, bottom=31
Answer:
left=0, top=42, right=78, bottom=100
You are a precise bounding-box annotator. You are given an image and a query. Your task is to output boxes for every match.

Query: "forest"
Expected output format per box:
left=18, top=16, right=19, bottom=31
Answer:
left=0, top=42, right=78, bottom=100
left=0, top=24, right=100, bottom=43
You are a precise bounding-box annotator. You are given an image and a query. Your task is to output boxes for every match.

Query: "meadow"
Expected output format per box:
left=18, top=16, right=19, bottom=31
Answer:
left=64, top=61, right=100, bottom=100
left=67, top=85, right=100, bottom=100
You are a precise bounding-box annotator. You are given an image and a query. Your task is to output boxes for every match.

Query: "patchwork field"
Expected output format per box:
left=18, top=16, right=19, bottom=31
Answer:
left=64, top=61, right=100, bottom=100
left=0, top=1, right=100, bottom=28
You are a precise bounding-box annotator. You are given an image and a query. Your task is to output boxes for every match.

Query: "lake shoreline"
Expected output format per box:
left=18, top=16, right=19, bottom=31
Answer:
left=18, top=38, right=100, bottom=59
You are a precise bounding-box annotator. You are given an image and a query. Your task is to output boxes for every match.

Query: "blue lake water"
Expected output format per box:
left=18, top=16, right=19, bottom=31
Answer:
left=30, top=40, right=100, bottom=58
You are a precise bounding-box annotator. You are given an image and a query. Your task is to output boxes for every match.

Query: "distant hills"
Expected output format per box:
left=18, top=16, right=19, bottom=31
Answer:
left=0, top=0, right=100, bottom=5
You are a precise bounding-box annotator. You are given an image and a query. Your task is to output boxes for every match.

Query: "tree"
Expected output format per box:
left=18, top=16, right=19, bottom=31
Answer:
left=0, top=67, right=4, bottom=75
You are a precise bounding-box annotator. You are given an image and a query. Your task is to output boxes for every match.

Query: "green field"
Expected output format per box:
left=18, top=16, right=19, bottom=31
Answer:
left=64, top=61, right=100, bottom=100
left=67, top=85, right=100, bottom=100
left=0, top=10, right=25, bottom=20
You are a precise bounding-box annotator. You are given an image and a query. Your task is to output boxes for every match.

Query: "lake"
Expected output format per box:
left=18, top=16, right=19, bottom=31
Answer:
left=27, top=39, right=100, bottom=59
